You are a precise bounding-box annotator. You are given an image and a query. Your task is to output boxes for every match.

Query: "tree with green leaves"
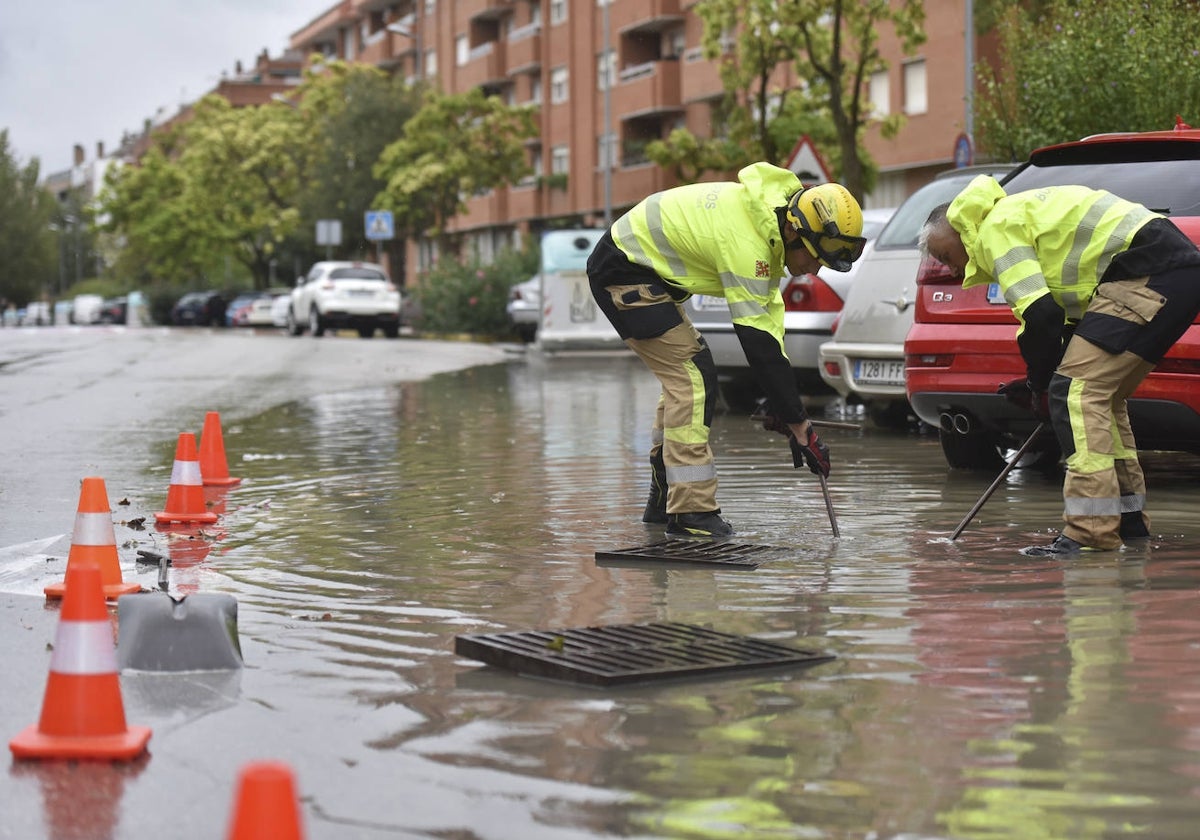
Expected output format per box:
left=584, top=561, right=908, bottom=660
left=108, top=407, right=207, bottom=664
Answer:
left=372, top=87, right=538, bottom=252
left=976, top=0, right=1200, bottom=161
left=0, top=131, right=57, bottom=305
left=649, top=0, right=925, bottom=202
left=288, top=59, right=423, bottom=266
left=101, top=94, right=304, bottom=290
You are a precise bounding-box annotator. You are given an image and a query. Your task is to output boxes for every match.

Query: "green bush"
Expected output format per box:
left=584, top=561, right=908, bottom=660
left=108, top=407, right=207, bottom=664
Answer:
left=413, top=247, right=539, bottom=337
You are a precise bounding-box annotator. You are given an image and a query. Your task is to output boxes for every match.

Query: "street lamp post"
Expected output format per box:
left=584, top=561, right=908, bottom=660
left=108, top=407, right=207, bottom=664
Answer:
left=386, top=21, right=422, bottom=81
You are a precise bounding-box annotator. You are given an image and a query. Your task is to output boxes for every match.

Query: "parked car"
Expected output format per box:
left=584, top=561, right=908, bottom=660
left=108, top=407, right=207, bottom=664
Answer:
left=98, top=296, right=127, bottom=325
left=71, top=294, right=103, bottom=325
left=170, top=291, right=227, bottom=326
left=234, top=289, right=290, bottom=327
left=684, top=207, right=896, bottom=412
left=506, top=274, right=540, bottom=342
left=905, top=122, right=1200, bottom=469
left=818, top=165, right=1013, bottom=428
left=286, top=261, right=401, bottom=339
left=20, top=301, right=52, bottom=326
left=224, top=292, right=262, bottom=327
left=270, top=292, right=292, bottom=328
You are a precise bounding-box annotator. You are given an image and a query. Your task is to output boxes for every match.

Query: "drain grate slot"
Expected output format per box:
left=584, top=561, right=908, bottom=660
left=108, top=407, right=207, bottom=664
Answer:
left=455, top=622, right=834, bottom=686
left=594, top=539, right=796, bottom=569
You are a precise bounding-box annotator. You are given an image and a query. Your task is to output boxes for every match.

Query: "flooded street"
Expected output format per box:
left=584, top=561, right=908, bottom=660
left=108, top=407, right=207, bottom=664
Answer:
left=5, top=329, right=1200, bottom=838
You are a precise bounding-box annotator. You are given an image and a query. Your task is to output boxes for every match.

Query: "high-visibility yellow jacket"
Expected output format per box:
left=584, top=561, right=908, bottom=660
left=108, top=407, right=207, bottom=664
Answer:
left=611, top=162, right=806, bottom=419
left=948, top=174, right=1160, bottom=330
left=612, top=162, right=800, bottom=345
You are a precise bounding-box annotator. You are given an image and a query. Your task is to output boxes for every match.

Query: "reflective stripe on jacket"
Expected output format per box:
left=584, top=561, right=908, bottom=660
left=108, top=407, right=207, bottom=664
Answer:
left=948, top=175, right=1159, bottom=333
left=610, top=162, right=801, bottom=351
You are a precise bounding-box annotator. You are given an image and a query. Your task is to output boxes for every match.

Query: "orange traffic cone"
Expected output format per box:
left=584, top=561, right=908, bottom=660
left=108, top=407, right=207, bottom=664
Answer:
left=199, top=411, right=241, bottom=487
left=227, top=761, right=306, bottom=840
left=45, top=476, right=141, bottom=601
left=155, top=433, right=219, bottom=526
left=10, top=564, right=152, bottom=761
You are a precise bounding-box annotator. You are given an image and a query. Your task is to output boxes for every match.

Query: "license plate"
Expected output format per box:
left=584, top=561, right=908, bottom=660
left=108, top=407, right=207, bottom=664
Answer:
left=348, top=289, right=376, bottom=297
left=853, top=359, right=906, bottom=386
left=690, top=294, right=728, bottom=311
left=986, top=282, right=1006, bottom=305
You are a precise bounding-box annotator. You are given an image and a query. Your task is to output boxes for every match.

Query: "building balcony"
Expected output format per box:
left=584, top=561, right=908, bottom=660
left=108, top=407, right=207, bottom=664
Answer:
left=457, top=41, right=508, bottom=90
left=679, top=46, right=723, bottom=103
left=610, top=59, right=682, bottom=120
left=459, top=0, right=512, bottom=22
left=461, top=189, right=510, bottom=229
left=507, top=182, right=544, bottom=222
left=505, top=23, right=542, bottom=74
left=290, top=2, right=357, bottom=50
left=608, top=0, right=684, bottom=35
left=608, top=163, right=670, bottom=210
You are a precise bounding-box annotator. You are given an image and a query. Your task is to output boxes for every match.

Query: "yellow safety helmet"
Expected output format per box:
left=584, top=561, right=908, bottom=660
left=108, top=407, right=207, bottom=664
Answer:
left=785, top=183, right=867, bottom=272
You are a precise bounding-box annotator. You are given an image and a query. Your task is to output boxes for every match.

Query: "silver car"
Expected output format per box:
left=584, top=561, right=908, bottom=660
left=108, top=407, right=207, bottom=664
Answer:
left=817, top=165, right=1013, bottom=427
left=684, top=207, right=895, bottom=412
left=505, top=274, right=540, bottom=343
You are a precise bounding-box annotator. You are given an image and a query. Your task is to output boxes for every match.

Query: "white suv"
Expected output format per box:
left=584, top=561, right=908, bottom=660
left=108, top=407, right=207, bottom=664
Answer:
left=287, top=261, right=402, bottom=339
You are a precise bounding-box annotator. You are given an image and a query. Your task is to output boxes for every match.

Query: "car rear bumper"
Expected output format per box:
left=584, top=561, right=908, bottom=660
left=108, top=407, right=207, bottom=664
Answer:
left=818, top=340, right=908, bottom=400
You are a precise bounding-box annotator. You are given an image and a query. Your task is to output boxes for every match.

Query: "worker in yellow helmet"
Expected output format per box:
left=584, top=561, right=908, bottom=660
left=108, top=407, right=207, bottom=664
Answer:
left=587, top=162, right=866, bottom=538
left=921, top=175, right=1200, bottom=555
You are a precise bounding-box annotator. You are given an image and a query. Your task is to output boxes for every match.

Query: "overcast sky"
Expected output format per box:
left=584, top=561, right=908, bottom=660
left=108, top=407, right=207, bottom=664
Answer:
left=0, top=0, right=332, bottom=177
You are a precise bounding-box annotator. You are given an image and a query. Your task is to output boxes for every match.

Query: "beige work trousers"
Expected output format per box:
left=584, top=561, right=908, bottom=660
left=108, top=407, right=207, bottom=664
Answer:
left=625, top=318, right=720, bottom=515
left=1054, top=337, right=1154, bottom=549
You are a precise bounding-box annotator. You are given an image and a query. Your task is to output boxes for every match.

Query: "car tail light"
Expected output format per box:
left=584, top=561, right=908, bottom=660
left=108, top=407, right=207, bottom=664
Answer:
left=915, top=253, right=958, bottom=288
left=906, top=353, right=954, bottom=367
left=782, top=273, right=843, bottom=312
left=823, top=360, right=841, bottom=377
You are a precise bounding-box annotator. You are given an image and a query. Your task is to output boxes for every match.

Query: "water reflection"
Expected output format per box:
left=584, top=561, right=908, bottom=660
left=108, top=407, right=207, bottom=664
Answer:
left=79, top=354, right=1200, bottom=836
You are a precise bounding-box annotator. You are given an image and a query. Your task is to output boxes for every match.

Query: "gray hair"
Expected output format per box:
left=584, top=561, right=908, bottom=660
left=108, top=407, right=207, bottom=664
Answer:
left=917, top=202, right=953, bottom=256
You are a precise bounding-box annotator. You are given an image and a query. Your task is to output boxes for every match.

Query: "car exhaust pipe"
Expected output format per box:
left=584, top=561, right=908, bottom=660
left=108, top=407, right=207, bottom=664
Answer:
left=939, top=412, right=973, bottom=435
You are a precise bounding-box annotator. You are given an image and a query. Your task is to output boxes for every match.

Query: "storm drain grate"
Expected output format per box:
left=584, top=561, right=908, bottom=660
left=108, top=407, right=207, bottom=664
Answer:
left=594, top=539, right=795, bottom=569
left=455, top=622, right=834, bottom=686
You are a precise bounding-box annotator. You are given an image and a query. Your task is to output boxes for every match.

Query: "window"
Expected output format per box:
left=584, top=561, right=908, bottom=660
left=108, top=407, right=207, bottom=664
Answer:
left=551, top=67, right=569, bottom=104
left=456, top=35, right=470, bottom=67
left=868, top=70, right=890, bottom=118
left=550, top=0, right=567, bottom=24
left=530, top=72, right=542, bottom=104
left=425, top=48, right=437, bottom=77
left=903, top=59, right=927, bottom=115
left=597, top=50, right=615, bottom=91
left=597, top=132, right=618, bottom=170
left=424, top=0, right=436, bottom=15
left=551, top=145, right=569, bottom=175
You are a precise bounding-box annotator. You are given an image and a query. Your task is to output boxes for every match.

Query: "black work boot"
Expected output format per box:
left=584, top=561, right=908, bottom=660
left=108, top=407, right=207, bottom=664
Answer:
left=642, top=450, right=668, bottom=524
left=1119, top=511, right=1151, bottom=541
left=1020, top=534, right=1095, bottom=557
left=666, top=511, right=734, bottom=539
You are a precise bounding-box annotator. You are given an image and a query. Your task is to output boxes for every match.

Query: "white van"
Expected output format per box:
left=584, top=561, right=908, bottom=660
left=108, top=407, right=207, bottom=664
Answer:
left=535, top=229, right=622, bottom=350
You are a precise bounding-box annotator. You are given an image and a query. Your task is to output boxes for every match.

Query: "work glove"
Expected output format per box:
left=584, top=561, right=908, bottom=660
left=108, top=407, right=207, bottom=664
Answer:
left=790, top=427, right=831, bottom=478
left=751, top=398, right=791, bottom=437
left=998, top=378, right=1049, bottom=421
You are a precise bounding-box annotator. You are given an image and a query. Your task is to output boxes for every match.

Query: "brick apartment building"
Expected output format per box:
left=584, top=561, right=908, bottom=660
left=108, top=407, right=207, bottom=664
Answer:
left=287, top=0, right=996, bottom=280
left=48, top=1, right=995, bottom=286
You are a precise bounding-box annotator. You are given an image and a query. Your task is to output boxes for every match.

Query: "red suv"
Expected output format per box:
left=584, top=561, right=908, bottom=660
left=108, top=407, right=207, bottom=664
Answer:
left=905, top=121, right=1200, bottom=469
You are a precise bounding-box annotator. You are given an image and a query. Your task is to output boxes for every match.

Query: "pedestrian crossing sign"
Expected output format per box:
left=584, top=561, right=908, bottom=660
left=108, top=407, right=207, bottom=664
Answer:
left=365, top=210, right=394, bottom=241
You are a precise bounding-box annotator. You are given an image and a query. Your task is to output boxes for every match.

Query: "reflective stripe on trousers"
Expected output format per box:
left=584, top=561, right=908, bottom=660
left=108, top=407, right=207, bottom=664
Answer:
left=1050, top=337, right=1154, bottom=549
left=625, top=317, right=720, bottom=514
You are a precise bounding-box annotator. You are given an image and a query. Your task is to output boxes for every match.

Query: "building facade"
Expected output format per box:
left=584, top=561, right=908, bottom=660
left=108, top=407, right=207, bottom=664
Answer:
left=286, top=0, right=994, bottom=281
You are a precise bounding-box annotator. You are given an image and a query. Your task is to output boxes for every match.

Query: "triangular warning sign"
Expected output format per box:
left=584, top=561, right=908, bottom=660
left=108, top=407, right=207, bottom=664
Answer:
left=784, top=136, right=832, bottom=185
